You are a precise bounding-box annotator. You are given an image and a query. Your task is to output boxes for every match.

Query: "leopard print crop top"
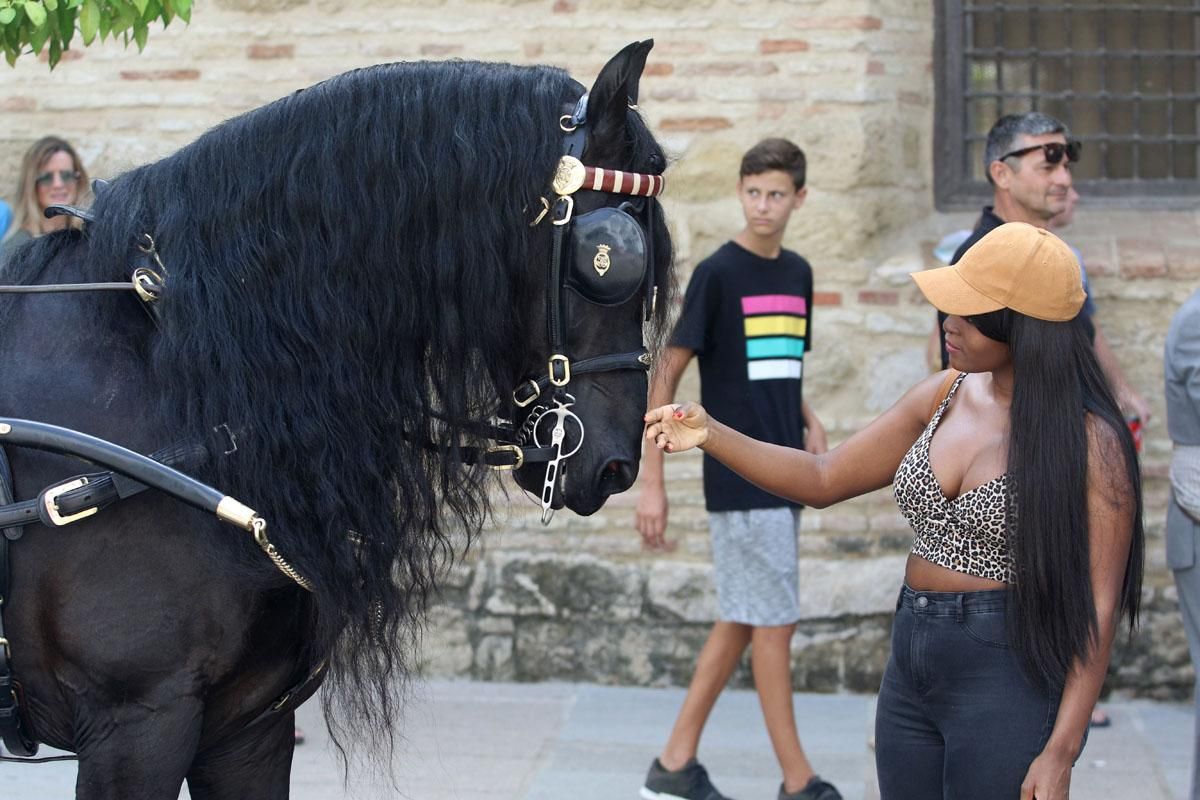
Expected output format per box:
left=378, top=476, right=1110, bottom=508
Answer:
left=893, top=373, right=1013, bottom=583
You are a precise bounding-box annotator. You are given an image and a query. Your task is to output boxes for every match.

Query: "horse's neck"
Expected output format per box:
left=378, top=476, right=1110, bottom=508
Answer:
left=0, top=295, right=161, bottom=491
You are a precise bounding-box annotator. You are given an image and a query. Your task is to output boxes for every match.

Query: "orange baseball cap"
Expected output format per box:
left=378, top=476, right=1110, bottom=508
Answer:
left=911, top=222, right=1086, bottom=322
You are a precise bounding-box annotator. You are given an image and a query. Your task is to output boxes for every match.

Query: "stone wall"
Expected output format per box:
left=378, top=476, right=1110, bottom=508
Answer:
left=3, top=0, right=1197, bottom=697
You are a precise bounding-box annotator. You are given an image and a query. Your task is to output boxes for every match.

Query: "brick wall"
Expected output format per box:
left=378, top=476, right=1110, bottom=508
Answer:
left=2, top=0, right=1196, bottom=696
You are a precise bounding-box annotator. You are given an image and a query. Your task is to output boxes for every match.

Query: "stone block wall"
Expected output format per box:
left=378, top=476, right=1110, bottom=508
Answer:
left=3, top=0, right=1196, bottom=697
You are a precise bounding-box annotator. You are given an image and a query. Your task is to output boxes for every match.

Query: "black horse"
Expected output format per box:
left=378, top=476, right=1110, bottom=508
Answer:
left=0, top=41, right=672, bottom=798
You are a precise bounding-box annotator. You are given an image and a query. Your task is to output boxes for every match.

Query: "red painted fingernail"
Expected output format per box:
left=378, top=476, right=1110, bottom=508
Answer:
left=673, top=410, right=683, bottom=418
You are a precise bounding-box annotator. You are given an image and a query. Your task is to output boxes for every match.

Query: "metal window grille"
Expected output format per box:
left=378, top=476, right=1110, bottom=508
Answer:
left=935, top=1, right=1200, bottom=208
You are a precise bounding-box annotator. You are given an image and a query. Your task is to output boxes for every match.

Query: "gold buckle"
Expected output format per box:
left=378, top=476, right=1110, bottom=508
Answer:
left=513, top=379, right=540, bottom=408
left=132, top=267, right=165, bottom=303
left=43, top=477, right=98, bottom=526
left=548, top=354, right=571, bottom=387
left=487, top=444, right=525, bottom=471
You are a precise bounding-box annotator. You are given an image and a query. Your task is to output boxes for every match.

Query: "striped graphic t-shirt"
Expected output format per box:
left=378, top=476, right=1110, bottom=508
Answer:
left=741, top=294, right=808, bottom=381
left=671, top=241, right=814, bottom=511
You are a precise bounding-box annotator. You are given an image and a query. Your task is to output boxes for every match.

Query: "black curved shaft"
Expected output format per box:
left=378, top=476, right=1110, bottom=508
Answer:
left=0, top=417, right=226, bottom=516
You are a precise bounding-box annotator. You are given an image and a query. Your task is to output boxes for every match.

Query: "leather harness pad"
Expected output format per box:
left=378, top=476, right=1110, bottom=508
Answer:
left=0, top=445, right=39, bottom=756
left=565, top=206, right=647, bottom=307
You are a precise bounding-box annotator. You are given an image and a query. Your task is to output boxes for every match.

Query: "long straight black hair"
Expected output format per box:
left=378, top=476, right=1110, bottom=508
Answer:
left=971, top=308, right=1144, bottom=686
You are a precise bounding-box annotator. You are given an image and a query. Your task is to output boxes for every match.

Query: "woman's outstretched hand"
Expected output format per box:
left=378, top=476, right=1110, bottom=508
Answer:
left=644, top=402, right=710, bottom=454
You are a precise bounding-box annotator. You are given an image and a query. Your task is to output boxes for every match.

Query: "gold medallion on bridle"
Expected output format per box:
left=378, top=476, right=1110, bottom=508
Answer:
left=552, top=156, right=587, bottom=195
left=593, top=244, right=612, bottom=276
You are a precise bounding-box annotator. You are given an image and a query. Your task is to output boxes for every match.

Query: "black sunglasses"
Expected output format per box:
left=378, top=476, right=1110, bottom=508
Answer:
left=34, top=169, right=80, bottom=187
left=998, top=140, right=1082, bottom=166
left=963, top=310, right=1011, bottom=344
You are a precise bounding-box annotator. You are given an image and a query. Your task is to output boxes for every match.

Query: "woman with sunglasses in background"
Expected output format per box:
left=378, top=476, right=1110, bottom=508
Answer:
left=645, top=222, right=1144, bottom=800
left=2, top=136, right=89, bottom=264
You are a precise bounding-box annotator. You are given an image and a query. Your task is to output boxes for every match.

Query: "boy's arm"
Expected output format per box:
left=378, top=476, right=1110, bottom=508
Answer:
left=802, top=400, right=827, bottom=455
left=636, top=346, right=694, bottom=550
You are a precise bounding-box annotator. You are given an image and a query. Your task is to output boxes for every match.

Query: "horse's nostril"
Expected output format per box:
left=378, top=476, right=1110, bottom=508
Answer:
left=598, top=459, right=637, bottom=496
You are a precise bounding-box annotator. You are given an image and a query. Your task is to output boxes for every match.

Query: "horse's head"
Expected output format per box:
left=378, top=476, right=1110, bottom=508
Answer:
left=510, top=40, right=674, bottom=520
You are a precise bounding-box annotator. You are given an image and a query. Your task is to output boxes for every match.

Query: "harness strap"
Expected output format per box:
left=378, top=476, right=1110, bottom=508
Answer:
left=0, top=448, right=21, bottom=542
left=43, top=203, right=95, bottom=225
left=513, top=349, right=652, bottom=408
left=239, top=659, right=328, bottom=735
left=460, top=444, right=557, bottom=471
left=546, top=214, right=570, bottom=387
left=0, top=457, right=38, bottom=756
left=404, top=407, right=558, bottom=471
left=643, top=201, right=657, bottom=321
left=0, top=501, right=38, bottom=534
left=0, top=419, right=311, bottom=593
left=0, top=283, right=138, bottom=294
left=0, top=224, right=165, bottom=309
left=539, top=94, right=591, bottom=393
left=0, top=441, right=210, bottom=533
left=0, top=419, right=229, bottom=523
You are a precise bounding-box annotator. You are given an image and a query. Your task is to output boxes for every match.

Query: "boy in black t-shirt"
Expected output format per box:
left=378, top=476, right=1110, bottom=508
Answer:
left=637, top=140, right=840, bottom=800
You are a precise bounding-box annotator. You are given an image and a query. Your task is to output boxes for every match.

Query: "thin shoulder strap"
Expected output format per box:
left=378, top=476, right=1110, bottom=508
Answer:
left=927, top=370, right=963, bottom=424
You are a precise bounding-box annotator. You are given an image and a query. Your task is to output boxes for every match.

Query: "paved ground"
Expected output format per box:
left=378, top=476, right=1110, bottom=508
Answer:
left=1, top=680, right=1193, bottom=799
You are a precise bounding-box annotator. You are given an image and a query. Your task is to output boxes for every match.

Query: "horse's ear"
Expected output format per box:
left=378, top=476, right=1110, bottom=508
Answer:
left=589, top=39, right=654, bottom=129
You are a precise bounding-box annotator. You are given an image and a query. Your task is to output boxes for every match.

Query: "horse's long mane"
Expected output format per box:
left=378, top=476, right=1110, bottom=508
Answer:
left=76, top=60, right=580, bottom=755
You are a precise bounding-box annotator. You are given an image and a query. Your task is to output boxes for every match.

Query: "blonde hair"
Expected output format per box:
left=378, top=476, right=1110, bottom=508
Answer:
left=9, top=136, right=89, bottom=239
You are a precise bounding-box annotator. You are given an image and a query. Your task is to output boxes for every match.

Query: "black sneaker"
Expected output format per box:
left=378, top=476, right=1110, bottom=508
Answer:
left=640, top=758, right=734, bottom=800
left=777, top=776, right=842, bottom=800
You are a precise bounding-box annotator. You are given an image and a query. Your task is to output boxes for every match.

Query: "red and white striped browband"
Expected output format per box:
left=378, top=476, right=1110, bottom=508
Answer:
left=582, top=167, right=665, bottom=197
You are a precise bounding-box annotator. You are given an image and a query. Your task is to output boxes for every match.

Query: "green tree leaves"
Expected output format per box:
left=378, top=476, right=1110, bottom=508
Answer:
left=23, top=1, right=46, bottom=27
left=0, top=0, right=190, bottom=68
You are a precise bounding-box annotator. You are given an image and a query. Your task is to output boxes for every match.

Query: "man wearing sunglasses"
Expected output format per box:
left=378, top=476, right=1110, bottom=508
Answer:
left=932, top=112, right=1151, bottom=424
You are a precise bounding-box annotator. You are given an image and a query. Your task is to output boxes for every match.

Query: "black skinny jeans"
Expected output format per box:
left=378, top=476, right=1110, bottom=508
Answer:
left=875, top=586, right=1080, bottom=800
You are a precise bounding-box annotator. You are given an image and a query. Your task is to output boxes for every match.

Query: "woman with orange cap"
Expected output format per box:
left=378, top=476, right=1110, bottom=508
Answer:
left=644, top=222, right=1143, bottom=800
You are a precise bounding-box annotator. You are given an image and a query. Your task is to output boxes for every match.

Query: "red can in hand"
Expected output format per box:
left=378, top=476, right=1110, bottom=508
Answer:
left=1126, top=415, right=1143, bottom=453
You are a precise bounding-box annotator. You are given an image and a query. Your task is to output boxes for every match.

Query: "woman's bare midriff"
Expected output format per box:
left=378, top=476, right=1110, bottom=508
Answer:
left=904, top=553, right=1007, bottom=592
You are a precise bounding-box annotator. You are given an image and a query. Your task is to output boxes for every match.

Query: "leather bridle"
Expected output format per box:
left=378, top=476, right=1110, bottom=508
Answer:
left=490, top=91, right=666, bottom=523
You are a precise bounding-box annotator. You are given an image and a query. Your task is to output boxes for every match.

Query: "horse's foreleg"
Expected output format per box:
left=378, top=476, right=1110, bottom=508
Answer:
left=73, top=698, right=202, bottom=800
left=185, top=712, right=295, bottom=800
